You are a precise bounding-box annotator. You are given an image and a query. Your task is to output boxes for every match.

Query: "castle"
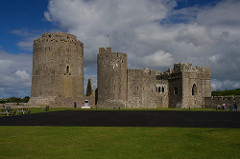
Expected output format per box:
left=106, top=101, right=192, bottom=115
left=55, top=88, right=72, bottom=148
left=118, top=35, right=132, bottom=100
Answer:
left=28, top=32, right=212, bottom=108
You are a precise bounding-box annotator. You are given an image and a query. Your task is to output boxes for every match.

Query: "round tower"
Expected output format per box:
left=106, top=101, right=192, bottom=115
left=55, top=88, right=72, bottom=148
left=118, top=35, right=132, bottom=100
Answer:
left=29, top=32, right=84, bottom=106
left=97, top=47, right=128, bottom=108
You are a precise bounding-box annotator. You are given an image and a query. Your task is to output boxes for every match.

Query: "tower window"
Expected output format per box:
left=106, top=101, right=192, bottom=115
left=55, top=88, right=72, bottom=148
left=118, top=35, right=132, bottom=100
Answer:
left=192, top=84, right=197, bottom=96
left=162, top=87, right=164, bottom=93
left=66, top=66, right=69, bottom=73
left=174, top=87, right=178, bottom=94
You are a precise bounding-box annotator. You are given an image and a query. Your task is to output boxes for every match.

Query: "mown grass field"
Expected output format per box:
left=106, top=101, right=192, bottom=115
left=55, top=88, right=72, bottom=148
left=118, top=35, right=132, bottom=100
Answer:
left=0, top=126, right=240, bottom=159
left=1, top=108, right=239, bottom=158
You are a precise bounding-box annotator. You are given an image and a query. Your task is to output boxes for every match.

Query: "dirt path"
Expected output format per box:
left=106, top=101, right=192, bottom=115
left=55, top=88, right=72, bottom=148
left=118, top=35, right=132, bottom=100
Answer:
left=0, top=110, right=240, bottom=128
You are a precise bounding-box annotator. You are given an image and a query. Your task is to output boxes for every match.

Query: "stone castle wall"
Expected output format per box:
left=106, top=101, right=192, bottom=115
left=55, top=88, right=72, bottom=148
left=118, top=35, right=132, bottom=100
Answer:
left=168, top=63, right=211, bottom=108
left=97, top=48, right=128, bottom=108
left=155, top=79, right=169, bottom=108
left=96, top=48, right=212, bottom=109
left=127, top=69, right=155, bottom=108
left=28, top=32, right=84, bottom=106
left=204, top=96, right=240, bottom=108
left=28, top=32, right=213, bottom=109
left=49, top=95, right=95, bottom=108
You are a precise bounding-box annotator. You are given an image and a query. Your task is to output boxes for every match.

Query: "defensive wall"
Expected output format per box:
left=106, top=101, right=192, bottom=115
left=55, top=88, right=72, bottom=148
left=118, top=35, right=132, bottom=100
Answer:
left=204, top=96, right=240, bottom=108
left=127, top=68, right=157, bottom=108
left=28, top=32, right=215, bottom=109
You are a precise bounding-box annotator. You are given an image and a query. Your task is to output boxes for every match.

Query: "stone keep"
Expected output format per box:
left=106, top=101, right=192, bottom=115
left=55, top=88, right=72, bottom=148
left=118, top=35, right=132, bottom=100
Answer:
left=28, top=32, right=84, bottom=106
left=97, top=47, right=128, bottom=108
left=168, top=63, right=211, bottom=108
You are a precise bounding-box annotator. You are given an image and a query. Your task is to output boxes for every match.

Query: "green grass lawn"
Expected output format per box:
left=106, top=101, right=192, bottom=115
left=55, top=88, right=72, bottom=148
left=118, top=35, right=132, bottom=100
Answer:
left=0, top=126, right=239, bottom=159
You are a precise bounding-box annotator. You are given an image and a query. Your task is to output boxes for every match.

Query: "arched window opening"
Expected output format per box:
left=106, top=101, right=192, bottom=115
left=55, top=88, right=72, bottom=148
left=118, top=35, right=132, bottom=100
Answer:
left=162, top=87, right=164, bottom=93
left=158, top=87, right=161, bottom=93
left=192, top=84, right=197, bottom=96
left=66, top=66, right=69, bottom=73
left=174, top=87, right=178, bottom=94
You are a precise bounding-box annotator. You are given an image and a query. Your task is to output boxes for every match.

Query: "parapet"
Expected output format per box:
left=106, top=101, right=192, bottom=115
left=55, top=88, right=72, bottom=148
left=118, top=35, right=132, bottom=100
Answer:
left=42, top=32, right=77, bottom=39
left=99, top=47, right=112, bottom=54
left=128, top=69, right=144, bottom=74
left=98, top=47, right=127, bottom=62
left=35, top=32, right=83, bottom=45
left=195, top=66, right=211, bottom=73
left=173, top=62, right=210, bottom=74
left=173, top=63, right=193, bottom=73
left=128, top=68, right=160, bottom=76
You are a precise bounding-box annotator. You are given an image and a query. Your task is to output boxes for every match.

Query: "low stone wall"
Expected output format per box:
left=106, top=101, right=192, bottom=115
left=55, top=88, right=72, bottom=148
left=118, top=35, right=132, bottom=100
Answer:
left=0, top=103, right=27, bottom=109
left=204, top=96, right=240, bottom=108
left=49, top=95, right=95, bottom=108
left=27, top=96, right=56, bottom=106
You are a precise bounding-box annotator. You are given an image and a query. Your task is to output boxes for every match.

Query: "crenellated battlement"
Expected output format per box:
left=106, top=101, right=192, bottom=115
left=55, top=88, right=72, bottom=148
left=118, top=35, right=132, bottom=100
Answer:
left=34, top=32, right=83, bottom=46
left=173, top=62, right=210, bottom=74
left=128, top=68, right=160, bottom=76
left=98, top=47, right=127, bottom=65
left=99, top=47, right=112, bottom=54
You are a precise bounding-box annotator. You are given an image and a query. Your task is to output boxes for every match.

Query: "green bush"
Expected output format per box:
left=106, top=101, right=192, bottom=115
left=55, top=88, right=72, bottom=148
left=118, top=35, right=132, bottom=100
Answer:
left=212, top=88, right=240, bottom=96
left=1, top=96, right=30, bottom=104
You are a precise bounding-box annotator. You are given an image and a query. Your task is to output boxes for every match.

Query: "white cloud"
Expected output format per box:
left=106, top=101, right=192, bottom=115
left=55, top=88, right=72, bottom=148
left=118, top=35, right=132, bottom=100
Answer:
left=0, top=48, right=32, bottom=97
left=141, top=50, right=174, bottom=68
left=11, top=29, right=40, bottom=51
left=15, top=70, right=30, bottom=81
left=209, top=55, right=220, bottom=63
left=17, top=41, right=33, bottom=51
left=41, top=0, right=240, bottom=91
left=197, top=0, right=240, bottom=27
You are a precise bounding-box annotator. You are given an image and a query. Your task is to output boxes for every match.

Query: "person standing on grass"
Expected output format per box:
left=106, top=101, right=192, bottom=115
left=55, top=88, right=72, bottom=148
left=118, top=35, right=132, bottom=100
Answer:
left=234, top=102, right=238, bottom=112
left=222, top=103, right=226, bottom=110
left=230, top=105, right=233, bottom=111
left=74, top=102, right=77, bottom=109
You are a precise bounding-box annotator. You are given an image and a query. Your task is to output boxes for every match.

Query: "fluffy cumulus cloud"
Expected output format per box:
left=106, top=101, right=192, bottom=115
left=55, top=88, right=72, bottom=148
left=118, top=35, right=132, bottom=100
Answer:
left=43, top=0, right=240, bottom=90
left=11, top=29, right=43, bottom=51
left=0, top=48, right=32, bottom=97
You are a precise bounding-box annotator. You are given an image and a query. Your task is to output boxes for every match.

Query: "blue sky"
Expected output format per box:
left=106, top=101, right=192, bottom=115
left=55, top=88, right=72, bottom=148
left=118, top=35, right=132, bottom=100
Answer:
left=0, top=0, right=53, bottom=54
left=0, top=0, right=240, bottom=98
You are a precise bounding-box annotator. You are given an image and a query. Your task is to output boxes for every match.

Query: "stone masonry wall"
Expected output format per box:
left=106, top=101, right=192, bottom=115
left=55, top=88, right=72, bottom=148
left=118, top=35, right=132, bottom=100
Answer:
left=29, top=32, right=84, bottom=106
left=168, top=63, right=211, bottom=108
left=127, top=69, right=159, bottom=108
left=97, top=48, right=128, bottom=108
left=204, top=96, right=240, bottom=108
left=155, top=79, right=169, bottom=108
left=127, top=68, right=169, bottom=108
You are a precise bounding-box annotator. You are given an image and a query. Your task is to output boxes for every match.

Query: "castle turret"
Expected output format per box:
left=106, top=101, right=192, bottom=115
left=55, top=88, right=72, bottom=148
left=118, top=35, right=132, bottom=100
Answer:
left=169, top=63, right=211, bottom=108
left=28, top=32, right=84, bottom=106
left=97, top=47, right=127, bottom=108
